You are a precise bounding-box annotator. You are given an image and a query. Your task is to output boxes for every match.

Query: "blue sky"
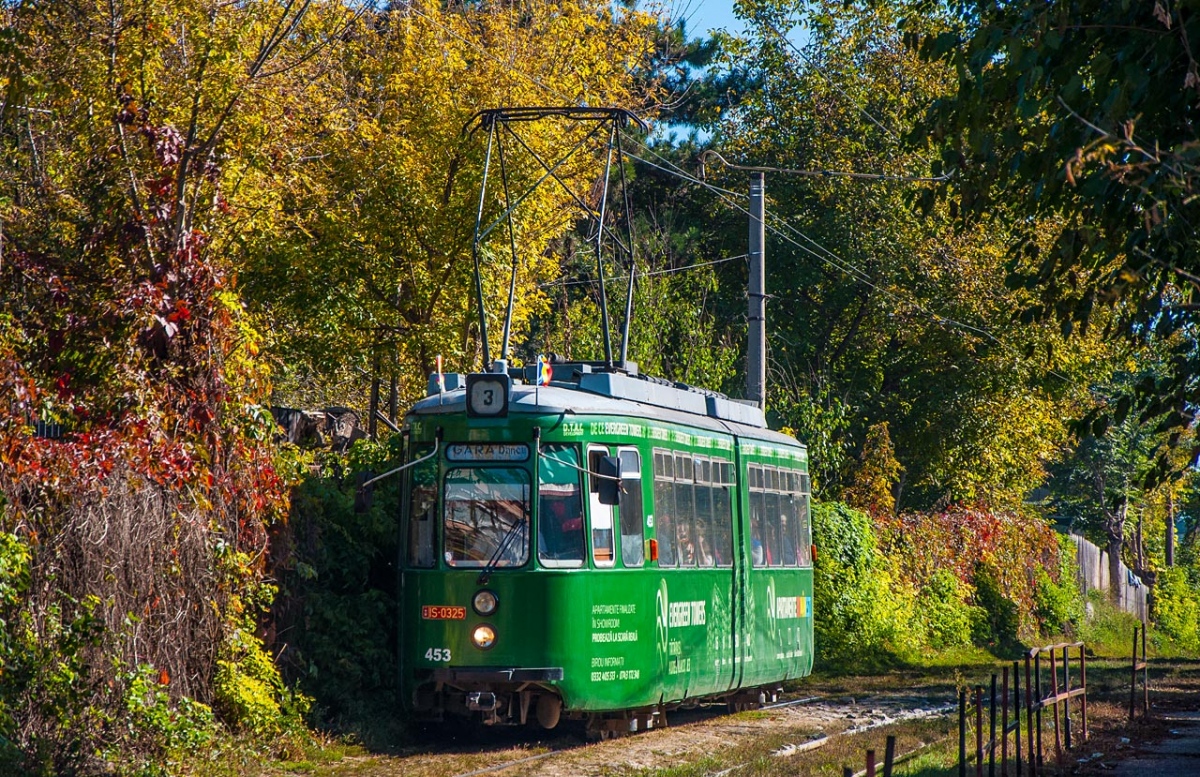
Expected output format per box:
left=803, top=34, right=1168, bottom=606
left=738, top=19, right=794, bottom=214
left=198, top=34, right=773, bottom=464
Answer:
left=670, top=0, right=747, bottom=37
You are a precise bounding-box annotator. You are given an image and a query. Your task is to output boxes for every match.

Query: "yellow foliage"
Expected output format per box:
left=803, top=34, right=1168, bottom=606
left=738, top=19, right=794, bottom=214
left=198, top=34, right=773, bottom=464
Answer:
left=237, top=0, right=659, bottom=403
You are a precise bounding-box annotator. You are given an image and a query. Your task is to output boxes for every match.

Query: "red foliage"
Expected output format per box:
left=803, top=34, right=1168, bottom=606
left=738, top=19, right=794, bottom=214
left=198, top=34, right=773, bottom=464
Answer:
left=876, top=505, right=1062, bottom=623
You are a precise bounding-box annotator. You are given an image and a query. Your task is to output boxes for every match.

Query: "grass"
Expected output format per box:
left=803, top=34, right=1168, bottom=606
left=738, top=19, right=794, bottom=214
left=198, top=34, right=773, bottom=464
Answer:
left=178, top=616, right=1197, bottom=777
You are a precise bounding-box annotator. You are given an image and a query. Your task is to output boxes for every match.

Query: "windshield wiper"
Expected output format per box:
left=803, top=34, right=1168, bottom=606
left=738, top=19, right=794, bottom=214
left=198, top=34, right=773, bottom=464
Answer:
left=477, top=512, right=528, bottom=585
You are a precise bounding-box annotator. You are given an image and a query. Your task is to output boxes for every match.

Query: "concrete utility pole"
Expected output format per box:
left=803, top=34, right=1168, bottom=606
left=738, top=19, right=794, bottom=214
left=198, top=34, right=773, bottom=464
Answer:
left=1167, top=491, right=1176, bottom=567
left=747, top=172, right=766, bottom=409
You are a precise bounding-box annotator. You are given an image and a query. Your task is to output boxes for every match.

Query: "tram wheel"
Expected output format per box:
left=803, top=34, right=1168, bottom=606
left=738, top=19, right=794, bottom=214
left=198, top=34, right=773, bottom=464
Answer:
left=584, top=715, right=629, bottom=742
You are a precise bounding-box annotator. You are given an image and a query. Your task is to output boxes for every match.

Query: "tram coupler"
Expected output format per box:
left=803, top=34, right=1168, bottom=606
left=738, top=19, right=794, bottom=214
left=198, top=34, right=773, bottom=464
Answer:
left=466, top=691, right=498, bottom=712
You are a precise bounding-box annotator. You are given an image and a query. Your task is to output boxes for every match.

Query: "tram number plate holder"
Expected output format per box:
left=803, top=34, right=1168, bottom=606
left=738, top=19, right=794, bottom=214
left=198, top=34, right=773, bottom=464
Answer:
left=422, top=605, right=467, bottom=620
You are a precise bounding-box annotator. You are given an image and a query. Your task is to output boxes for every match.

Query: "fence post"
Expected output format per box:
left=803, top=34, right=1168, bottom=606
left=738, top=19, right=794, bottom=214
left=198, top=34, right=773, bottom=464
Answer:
left=976, top=685, right=984, bottom=777
left=1062, top=645, right=1073, bottom=750
left=1035, top=652, right=1043, bottom=772
left=1049, top=649, right=1062, bottom=770
left=1013, top=661, right=1022, bottom=777
left=1130, top=625, right=1139, bottom=720
left=990, top=673, right=997, bottom=777
left=1079, top=645, right=1088, bottom=742
left=883, top=735, right=896, bottom=777
left=1025, top=655, right=1035, bottom=777
left=866, top=748, right=876, bottom=777
left=1002, top=666, right=1009, bottom=777
left=960, top=689, right=968, bottom=777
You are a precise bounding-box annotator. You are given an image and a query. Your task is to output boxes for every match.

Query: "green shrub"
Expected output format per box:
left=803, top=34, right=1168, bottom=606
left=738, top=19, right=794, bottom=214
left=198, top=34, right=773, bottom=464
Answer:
left=214, top=613, right=311, bottom=738
left=811, top=502, right=913, bottom=668
left=0, top=533, right=109, bottom=776
left=1076, top=590, right=1141, bottom=657
left=1033, top=535, right=1084, bottom=637
left=915, top=570, right=982, bottom=650
left=113, top=665, right=217, bottom=775
left=269, top=438, right=403, bottom=744
left=1152, top=566, right=1200, bottom=652
left=971, top=564, right=1021, bottom=650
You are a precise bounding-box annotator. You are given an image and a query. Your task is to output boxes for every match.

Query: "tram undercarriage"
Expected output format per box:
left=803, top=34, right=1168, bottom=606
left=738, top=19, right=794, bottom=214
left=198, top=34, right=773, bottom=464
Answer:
left=411, top=670, right=783, bottom=739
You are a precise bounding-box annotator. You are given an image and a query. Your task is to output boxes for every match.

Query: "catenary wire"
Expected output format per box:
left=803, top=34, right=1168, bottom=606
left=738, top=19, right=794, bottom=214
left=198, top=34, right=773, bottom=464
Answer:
left=539, top=254, right=748, bottom=289
left=700, top=149, right=951, bottom=183
left=625, top=145, right=1005, bottom=346
left=405, top=3, right=1061, bottom=376
left=758, top=17, right=946, bottom=175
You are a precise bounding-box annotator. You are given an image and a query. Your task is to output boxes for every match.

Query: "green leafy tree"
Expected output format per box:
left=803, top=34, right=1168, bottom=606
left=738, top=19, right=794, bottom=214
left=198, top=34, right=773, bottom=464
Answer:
left=912, top=0, right=1200, bottom=467
left=844, top=422, right=903, bottom=517
left=690, top=0, right=1109, bottom=507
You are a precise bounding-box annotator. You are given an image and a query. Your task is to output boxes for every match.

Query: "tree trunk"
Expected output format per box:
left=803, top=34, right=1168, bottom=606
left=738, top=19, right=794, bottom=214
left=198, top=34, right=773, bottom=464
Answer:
left=1106, top=496, right=1128, bottom=604
left=1107, top=535, right=1124, bottom=604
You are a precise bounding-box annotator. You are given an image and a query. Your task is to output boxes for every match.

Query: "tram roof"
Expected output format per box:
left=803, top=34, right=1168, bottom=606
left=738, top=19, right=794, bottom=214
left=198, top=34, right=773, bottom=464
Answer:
left=408, top=368, right=804, bottom=451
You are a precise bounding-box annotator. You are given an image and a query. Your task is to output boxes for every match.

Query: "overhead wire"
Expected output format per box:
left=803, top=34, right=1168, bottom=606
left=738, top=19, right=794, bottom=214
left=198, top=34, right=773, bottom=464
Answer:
left=539, top=254, right=748, bottom=289
left=700, top=149, right=951, bottom=183
left=630, top=139, right=1079, bottom=382
left=624, top=144, right=1003, bottom=346
left=404, top=2, right=1055, bottom=374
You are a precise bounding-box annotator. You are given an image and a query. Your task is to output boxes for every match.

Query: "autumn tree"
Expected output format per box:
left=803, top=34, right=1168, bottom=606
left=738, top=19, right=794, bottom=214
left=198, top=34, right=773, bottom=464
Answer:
left=0, top=0, right=354, bottom=769
left=239, top=0, right=659, bottom=409
left=844, top=422, right=903, bottom=518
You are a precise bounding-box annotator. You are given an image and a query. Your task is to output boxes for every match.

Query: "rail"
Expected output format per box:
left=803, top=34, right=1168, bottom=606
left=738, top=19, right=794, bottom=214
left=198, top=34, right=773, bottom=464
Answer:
left=958, top=642, right=1087, bottom=776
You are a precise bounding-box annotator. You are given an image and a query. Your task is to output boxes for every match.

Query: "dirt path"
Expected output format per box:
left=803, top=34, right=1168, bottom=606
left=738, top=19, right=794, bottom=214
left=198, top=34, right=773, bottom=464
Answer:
left=303, top=691, right=957, bottom=777
left=1107, top=710, right=1200, bottom=777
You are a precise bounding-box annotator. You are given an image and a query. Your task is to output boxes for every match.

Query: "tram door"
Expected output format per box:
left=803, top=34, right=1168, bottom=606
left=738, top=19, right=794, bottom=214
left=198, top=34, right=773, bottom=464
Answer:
left=586, top=445, right=616, bottom=568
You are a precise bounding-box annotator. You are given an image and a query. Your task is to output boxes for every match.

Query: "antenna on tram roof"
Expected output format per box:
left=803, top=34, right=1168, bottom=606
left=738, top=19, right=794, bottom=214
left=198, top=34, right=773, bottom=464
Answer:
left=464, top=107, right=647, bottom=374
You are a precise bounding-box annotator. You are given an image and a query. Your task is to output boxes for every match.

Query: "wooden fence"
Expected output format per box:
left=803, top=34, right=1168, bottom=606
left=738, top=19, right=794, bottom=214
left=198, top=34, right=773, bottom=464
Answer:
left=959, top=642, right=1087, bottom=776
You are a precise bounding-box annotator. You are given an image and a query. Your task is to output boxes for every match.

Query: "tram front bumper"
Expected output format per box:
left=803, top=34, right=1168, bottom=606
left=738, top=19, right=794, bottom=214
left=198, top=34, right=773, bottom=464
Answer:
left=426, top=666, right=564, bottom=683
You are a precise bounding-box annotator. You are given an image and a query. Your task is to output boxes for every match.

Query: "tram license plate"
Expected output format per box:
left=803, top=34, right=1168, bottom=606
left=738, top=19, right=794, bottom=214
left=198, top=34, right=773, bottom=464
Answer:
left=422, top=605, right=466, bottom=620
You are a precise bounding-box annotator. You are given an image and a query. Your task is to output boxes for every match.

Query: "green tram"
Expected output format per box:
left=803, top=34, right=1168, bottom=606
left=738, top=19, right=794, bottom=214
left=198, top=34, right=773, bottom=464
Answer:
left=398, top=362, right=813, bottom=737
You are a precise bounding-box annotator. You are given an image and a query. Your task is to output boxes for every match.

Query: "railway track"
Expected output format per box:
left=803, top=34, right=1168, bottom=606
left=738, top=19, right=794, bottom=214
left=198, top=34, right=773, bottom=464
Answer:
left=434, top=690, right=955, bottom=777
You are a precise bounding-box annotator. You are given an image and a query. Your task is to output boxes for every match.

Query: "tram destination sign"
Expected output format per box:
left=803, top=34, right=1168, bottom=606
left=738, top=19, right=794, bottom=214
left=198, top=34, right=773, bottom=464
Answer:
left=446, top=443, right=530, bottom=463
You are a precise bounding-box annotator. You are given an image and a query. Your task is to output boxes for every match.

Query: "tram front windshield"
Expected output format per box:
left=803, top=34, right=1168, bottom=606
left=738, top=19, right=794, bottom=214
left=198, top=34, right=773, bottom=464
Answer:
left=443, top=467, right=530, bottom=567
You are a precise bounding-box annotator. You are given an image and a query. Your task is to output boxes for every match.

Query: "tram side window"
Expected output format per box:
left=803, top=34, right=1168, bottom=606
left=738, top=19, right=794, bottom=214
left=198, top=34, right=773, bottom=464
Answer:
left=796, top=489, right=812, bottom=566
left=780, top=471, right=799, bottom=567
left=653, top=450, right=677, bottom=567
left=749, top=465, right=767, bottom=567
left=405, top=445, right=436, bottom=568
left=673, top=453, right=696, bottom=566
left=538, top=444, right=585, bottom=568
left=618, top=448, right=644, bottom=567
left=711, top=461, right=733, bottom=567
left=693, top=458, right=715, bottom=567
left=764, top=471, right=783, bottom=567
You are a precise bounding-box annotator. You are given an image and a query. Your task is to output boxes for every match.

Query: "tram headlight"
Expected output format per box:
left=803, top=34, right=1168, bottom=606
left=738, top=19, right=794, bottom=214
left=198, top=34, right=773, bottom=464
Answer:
left=472, top=589, right=498, bottom=616
left=472, top=624, right=497, bottom=650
